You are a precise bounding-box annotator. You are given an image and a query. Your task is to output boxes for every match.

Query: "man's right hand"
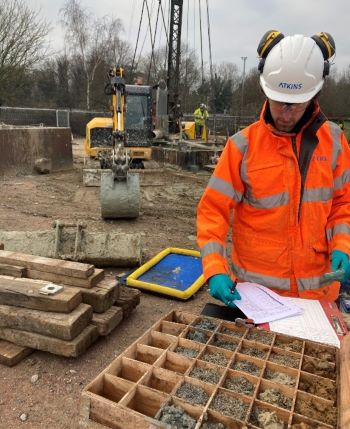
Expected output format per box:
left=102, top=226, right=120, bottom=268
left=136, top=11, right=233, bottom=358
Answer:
left=208, top=274, right=241, bottom=308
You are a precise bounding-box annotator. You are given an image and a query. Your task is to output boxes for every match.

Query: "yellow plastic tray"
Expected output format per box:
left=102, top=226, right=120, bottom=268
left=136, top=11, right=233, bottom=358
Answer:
left=126, top=247, right=205, bottom=300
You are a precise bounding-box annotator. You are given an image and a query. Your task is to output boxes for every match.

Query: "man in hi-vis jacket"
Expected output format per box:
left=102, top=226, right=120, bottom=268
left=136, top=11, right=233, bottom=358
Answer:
left=197, top=31, right=350, bottom=307
left=194, top=103, right=209, bottom=138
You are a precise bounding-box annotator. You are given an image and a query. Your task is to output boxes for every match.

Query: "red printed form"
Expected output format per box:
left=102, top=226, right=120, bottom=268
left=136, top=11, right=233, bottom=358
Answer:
left=268, top=298, right=347, bottom=348
left=234, top=282, right=348, bottom=347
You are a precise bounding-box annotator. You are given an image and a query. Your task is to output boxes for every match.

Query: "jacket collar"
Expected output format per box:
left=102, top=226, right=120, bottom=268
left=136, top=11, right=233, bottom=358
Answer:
left=260, top=99, right=321, bottom=137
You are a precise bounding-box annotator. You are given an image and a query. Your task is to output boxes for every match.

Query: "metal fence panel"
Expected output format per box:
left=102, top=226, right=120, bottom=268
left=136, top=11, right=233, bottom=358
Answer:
left=0, top=106, right=257, bottom=137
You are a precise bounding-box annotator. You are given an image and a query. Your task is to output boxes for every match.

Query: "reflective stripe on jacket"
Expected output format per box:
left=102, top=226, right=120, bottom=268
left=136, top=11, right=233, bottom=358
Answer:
left=197, top=101, right=350, bottom=300
left=194, top=108, right=209, bottom=126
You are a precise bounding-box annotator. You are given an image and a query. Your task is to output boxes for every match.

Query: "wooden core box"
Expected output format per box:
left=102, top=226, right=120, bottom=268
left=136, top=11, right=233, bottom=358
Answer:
left=80, top=310, right=350, bottom=429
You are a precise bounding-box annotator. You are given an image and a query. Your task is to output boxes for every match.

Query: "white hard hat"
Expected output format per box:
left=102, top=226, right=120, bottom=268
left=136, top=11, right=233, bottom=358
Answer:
left=259, top=35, right=325, bottom=103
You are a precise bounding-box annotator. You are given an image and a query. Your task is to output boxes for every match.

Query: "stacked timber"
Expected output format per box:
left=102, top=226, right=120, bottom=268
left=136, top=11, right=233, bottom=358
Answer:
left=0, top=250, right=141, bottom=366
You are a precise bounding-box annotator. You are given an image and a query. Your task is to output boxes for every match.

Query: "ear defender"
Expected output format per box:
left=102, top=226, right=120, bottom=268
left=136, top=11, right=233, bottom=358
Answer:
left=311, top=32, right=336, bottom=77
left=257, top=30, right=284, bottom=73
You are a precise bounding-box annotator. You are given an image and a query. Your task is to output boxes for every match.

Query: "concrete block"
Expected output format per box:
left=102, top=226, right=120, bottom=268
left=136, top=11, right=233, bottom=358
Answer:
left=0, top=230, right=142, bottom=267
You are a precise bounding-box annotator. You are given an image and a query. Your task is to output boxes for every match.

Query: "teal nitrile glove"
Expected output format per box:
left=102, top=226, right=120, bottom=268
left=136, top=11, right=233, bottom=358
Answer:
left=208, top=274, right=241, bottom=308
left=331, top=250, right=350, bottom=282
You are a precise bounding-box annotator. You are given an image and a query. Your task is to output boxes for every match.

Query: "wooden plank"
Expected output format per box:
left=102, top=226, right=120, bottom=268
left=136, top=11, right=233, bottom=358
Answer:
left=0, top=276, right=82, bottom=313
left=92, top=307, right=123, bottom=336
left=26, top=268, right=104, bottom=289
left=0, top=303, right=93, bottom=340
left=0, top=249, right=94, bottom=278
left=340, top=333, right=350, bottom=429
left=79, top=278, right=119, bottom=313
left=0, top=339, right=33, bottom=367
left=0, top=263, right=26, bottom=277
left=0, top=324, right=99, bottom=358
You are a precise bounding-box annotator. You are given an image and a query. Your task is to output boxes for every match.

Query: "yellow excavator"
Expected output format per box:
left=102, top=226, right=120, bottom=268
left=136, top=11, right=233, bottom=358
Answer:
left=84, top=70, right=153, bottom=170
left=92, top=67, right=141, bottom=219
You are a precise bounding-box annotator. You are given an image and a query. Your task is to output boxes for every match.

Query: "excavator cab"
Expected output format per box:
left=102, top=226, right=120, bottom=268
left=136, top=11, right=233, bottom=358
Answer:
left=84, top=84, right=153, bottom=169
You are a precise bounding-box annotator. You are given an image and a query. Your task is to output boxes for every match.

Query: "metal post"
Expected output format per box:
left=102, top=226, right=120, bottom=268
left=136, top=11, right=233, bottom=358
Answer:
left=238, top=56, right=247, bottom=131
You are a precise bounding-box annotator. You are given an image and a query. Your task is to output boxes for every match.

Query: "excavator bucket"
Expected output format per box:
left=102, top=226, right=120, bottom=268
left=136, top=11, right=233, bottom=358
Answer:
left=100, top=170, right=140, bottom=219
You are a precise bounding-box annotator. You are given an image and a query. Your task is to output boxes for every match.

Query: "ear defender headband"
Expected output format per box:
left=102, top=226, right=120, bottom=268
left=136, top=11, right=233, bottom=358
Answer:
left=311, top=32, right=336, bottom=77
left=257, top=30, right=336, bottom=78
left=257, top=30, right=284, bottom=73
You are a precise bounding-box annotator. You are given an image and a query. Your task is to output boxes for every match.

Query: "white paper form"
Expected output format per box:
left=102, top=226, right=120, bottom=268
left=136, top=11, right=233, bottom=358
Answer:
left=269, top=298, right=340, bottom=348
left=234, top=282, right=302, bottom=324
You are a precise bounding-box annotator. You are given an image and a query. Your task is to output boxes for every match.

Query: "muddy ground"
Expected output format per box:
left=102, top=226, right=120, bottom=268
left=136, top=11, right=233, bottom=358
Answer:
left=0, top=138, right=219, bottom=429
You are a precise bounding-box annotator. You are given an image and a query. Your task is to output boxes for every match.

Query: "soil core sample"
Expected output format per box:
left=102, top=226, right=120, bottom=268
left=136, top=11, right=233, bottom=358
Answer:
left=158, top=404, right=196, bottom=429
left=175, top=346, right=199, bottom=359
left=210, top=393, right=248, bottom=420
left=176, top=382, right=209, bottom=406
left=224, top=375, right=255, bottom=395
left=189, top=367, right=222, bottom=384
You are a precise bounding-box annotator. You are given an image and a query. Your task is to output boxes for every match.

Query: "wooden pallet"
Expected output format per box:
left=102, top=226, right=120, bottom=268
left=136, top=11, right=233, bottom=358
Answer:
left=80, top=310, right=350, bottom=429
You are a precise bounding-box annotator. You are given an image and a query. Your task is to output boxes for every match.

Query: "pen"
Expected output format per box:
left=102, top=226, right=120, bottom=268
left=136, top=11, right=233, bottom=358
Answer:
left=230, top=280, right=237, bottom=294
left=331, top=314, right=345, bottom=335
left=324, top=269, right=345, bottom=281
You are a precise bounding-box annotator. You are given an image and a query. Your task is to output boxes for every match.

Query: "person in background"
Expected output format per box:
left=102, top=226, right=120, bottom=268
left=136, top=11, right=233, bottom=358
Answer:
left=194, top=103, right=209, bottom=138
left=197, top=31, right=350, bottom=308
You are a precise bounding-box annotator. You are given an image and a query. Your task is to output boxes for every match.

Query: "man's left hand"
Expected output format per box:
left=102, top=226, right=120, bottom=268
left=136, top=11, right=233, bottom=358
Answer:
left=331, top=250, right=350, bottom=282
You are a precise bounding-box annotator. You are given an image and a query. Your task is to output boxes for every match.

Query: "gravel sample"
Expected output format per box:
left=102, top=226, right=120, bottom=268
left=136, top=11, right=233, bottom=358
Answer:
left=258, top=388, right=292, bottom=409
left=224, top=375, right=255, bottom=395
left=264, top=369, right=296, bottom=387
left=240, top=346, right=267, bottom=359
left=232, top=360, right=261, bottom=376
left=269, top=352, right=300, bottom=368
left=174, top=346, right=198, bottom=359
left=274, top=338, right=303, bottom=353
left=201, top=422, right=227, bottom=429
left=186, top=329, right=209, bottom=343
left=193, top=318, right=218, bottom=331
left=189, top=367, right=221, bottom=384
left=212, top=337, right=238, bottom=351
left=250, top=407, right=286, bottom=429
left=159, top=404, right=196, bottom=429
left=210, top=393, right=248, bottom=420
left=221, top=327, right=244, bottom=337
left=201, top=351, right=229, bottom=366
left=175, top=382, right=209, bottom=406
left=245, top=329, right=274, bottom=345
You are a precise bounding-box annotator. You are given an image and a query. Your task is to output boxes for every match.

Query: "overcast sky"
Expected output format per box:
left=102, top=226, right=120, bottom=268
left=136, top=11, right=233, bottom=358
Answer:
left=26, top=0, right=350, bottom=75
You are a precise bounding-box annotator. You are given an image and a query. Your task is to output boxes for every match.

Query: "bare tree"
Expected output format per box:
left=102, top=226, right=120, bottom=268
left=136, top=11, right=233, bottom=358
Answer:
left=60, top=0, right=126, bottom=110
left=0, top=0, right=50, bottom=103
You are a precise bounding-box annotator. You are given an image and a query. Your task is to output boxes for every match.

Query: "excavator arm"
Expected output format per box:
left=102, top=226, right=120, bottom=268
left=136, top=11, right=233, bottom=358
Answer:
left=100, top=67, right=140, bottom=219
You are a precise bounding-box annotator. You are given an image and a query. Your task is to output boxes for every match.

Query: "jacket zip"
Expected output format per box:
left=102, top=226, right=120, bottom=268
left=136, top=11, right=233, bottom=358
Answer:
left=291, top=136, right=302, bottom=223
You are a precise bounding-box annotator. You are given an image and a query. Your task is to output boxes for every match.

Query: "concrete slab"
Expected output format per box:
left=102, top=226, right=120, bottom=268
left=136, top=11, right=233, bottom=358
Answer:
left=0, top=127, right=73, bottom=176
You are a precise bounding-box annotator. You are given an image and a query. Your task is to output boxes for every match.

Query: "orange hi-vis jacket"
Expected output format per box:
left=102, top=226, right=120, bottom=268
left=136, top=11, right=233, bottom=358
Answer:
left=197, top=101, right=350, bottom=301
